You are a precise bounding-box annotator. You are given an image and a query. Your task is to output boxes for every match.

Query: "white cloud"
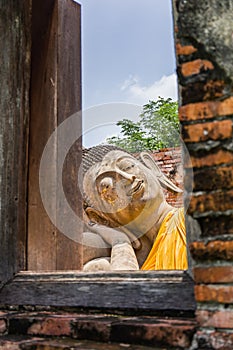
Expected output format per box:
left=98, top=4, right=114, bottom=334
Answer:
left=120, top=74, right=139, bottom=91
left=121, top=73, right=178, bottom=104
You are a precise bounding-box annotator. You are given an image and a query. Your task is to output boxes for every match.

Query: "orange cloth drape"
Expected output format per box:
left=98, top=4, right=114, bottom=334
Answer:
left=141, top=208, right=188, bottom=270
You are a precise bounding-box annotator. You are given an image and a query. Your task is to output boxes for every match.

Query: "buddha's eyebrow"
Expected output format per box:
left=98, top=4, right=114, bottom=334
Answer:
left=116, top=156, right=135, bottom=163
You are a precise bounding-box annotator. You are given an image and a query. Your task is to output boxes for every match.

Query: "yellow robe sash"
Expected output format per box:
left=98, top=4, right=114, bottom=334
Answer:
left=141, top=208, right=188, bottom=270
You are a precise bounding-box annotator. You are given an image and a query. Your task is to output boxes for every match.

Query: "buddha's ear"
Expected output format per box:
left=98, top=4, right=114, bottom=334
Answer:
left=139, top=151, right=183, bottom=193
left=85, top=207, right=110, bottom=226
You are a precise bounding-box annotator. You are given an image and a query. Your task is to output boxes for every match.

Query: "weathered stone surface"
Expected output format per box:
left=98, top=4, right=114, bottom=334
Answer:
left=177, top=0, right=233, bottom=81
left=191, top=330, right=233, bottom=350
left=175, top=2, right=233, bottom=349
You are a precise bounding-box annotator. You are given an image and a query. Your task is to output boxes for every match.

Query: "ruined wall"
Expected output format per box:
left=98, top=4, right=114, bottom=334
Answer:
left=174, top=0, right=233, bottom=348
left=152, top=147, right=183, bottom=207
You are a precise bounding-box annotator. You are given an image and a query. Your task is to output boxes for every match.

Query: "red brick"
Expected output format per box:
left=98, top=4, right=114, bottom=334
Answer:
left=181, top=59, right=214, bottom=77
left=73, top=318, right=113, bottom=342
left=0, top=340, right=23, bottom=350
left=0, top=337, right=161, bottom=350
left=28, top=317, right=74, bottom=336
left=176, top=43, right=198, bottom=55
left=198, top=214, right=233, bottom=236
left=203, top=80, right=225, bottom=100
left=187, top=150, right=233, bottom=168
left=193, top=330, right=233, bottom=350
left=196, top=310, right=233, bottom=329
left=194, top=266, right=233, bottom=283
left=190, top=240, right=233, bottom=261
left=0, top=312, right=197, bottom=349
left=181, top=80, right=225, bottom=105
left=182, top=119, right=232, bottom=142
left=188, top=190, right=233, bottom=214
left=195, top=285, right=233, bottom=303
left=111, top=318, right=196, bottom=349
left=0, top=320, right=6, bottom=334
left=193, top=165, right=233, bottom=191
left=179, top=96, right=233, bottom=121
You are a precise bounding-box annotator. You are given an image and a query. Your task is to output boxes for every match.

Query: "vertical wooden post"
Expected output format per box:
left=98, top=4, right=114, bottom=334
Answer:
left=28, top=0, right=82, bottom=270
left=0, top=0, right=32, bottom=286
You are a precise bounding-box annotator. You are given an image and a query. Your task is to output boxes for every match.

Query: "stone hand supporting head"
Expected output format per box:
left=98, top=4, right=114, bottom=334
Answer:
left=83, top=149, right=182, bottom=236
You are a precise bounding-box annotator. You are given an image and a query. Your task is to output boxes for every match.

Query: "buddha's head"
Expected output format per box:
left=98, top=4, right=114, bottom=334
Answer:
left=83, top=146, right=182, bottom=231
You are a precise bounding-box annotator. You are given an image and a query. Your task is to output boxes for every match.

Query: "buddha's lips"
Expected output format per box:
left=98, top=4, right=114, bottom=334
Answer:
left=128, top=180, right=144, bottom=196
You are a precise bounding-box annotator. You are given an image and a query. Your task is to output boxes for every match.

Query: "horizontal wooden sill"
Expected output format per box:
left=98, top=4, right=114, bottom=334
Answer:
left=0, top=271, right=195, bottom=315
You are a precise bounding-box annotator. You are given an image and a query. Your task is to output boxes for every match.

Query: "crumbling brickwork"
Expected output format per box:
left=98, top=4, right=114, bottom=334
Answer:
left=152, top=148, right=183, bottom=207
left=174, top=0, right=233, bottom=349
left=0, top=311, right=196, bottom=349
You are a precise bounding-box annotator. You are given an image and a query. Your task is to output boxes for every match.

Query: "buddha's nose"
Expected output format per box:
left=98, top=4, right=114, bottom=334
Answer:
left=99, top=177, right=114, bottom=192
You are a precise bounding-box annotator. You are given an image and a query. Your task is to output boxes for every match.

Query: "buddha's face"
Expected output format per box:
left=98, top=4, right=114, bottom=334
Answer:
left=83, top=150, right=165, bottom=228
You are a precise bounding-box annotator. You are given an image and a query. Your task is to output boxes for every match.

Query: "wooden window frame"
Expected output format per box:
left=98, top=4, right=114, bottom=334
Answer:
left=0, top=0, right=195, bottom=315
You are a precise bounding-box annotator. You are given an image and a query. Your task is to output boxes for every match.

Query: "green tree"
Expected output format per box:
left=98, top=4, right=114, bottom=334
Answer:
left=106, top=97, right=180, bottom=152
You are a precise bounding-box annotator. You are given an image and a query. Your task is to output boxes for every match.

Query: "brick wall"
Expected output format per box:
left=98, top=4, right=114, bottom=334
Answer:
left=174, top=1, right=233, bottom=349
left=151, top=148, right=183, bottom=207
left=0, top=311, right=196, bottom=349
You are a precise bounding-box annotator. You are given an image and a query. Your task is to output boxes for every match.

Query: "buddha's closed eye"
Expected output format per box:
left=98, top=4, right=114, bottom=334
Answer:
left=117, top=159, right=136, bottom=172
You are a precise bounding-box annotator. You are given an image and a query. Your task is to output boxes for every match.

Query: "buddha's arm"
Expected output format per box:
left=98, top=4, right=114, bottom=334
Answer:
left=87, top=223, right=139, bottom=270
left=111, top=242, right=139, bottom=270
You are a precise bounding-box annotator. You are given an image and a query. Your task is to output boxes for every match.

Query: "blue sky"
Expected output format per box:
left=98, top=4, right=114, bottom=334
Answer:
left=76, top=0, right=178, bottom=146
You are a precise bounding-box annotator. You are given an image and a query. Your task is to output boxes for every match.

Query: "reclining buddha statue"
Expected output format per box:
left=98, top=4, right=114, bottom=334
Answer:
left=82, top=145, right=188, bottom=271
